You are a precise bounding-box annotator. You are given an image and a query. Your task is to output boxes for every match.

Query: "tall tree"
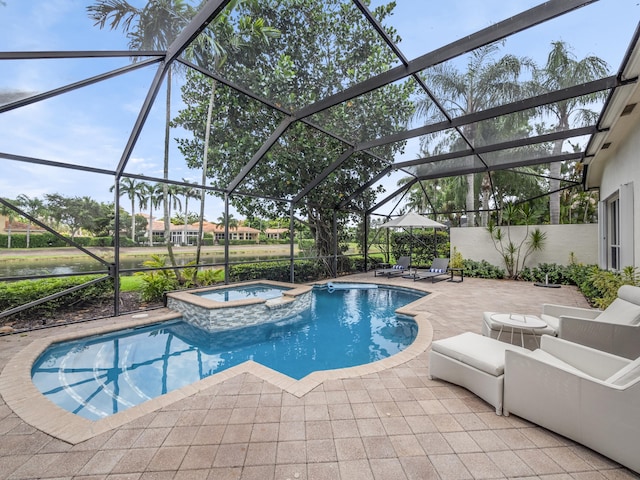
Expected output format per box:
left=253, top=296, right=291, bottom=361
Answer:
left=110, top=177, right=146, bottom=243
left=88, top=0, right=197, bottom=275
left=139, top=182, right=163, bottom=246
left=16, top=194, right=44, bottom=248
left=535, top=41, right=609, bottom=224
left=180, top=179, right=201, bottom=245
left=217, top=212, right=238, bottom=229
left=45, top=194, right=102, bottom=239
left=416, top=42, right=533, bottom=227
left=174, top=0, right=415, bottom=272
left=191, top=2, right=279, bottom=268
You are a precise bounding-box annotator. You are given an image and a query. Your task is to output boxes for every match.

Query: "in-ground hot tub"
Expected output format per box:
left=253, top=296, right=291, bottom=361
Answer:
left=165, top=280, right=313, bottom=333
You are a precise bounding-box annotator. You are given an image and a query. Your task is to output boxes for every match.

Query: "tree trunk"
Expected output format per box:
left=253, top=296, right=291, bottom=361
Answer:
left=549, top=138, right=563, bottom=225
left=465, top=173, right=475, bottom=227
left=480, top=173, right=491, bottom=227
left=195, top=79, right=217, bottom=272
left=148, top=208, right=154, bottom=247
left=162, top=69, right=181, bottom=281
left=183, top=197, right=188, bottom=246
left=131, top=198, right=136, bottom=243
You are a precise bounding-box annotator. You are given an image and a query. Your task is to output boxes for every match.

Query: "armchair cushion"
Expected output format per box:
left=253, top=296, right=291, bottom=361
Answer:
left=596, top=297, right=640, bottom=325
left=606, top=358, right=640, bottom=386
left=432, top=332, right=525, bottom=376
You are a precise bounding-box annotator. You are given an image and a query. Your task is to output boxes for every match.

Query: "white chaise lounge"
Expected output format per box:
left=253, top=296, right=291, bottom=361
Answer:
left=429, top=332, right=528, bottom=415
left=504, top=335, right=640, bottom=474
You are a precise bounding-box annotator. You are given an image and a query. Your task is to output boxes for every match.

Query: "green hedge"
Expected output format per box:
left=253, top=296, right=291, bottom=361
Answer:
left=0, top=233, right=98, bottom=249
left=390, top=230, right=450, bottom=267
left=461, top=259, right=505, bottom=279
left=229, top=259, right=334, bottom=283
left=216, top=239, right=259, bottom=246
left=0, top=275, right=114, bottom=322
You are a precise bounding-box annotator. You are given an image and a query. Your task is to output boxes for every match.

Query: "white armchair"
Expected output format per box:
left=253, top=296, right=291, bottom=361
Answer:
left=484, top=285, right=640, bottom=357
left=504, top=336, right=640, bottom=474
left=548, top=285, right=640, bottom=360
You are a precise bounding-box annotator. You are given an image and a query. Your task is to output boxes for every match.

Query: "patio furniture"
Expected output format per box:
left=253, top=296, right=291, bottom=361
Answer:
left=374, top=256, right=411, bottom=277
left=504, top=335, right=640, bottom=474
left=552, top=285, right=640, bottom=360
left=413, top=258, right=450, bottom=282
left=483, top=311, right=557, bottom=350
left=430, top=332, right=528, bottom=415
left=489, top=313, right=548, bottom=348
left=484, top=285, right=640, bottom=355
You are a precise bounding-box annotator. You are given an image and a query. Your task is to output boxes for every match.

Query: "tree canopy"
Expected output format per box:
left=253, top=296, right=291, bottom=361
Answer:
left=173, top=0, right=415, bottom=264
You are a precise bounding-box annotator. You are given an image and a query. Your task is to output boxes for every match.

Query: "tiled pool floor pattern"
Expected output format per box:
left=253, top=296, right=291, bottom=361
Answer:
left=1, top=276, right=638, bottom=479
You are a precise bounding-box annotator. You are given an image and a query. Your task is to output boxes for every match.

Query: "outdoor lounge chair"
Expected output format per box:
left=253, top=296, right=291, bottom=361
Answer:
left=374, top=256, right=411, bottom=277
left=413, top=258, right=449, bottom=282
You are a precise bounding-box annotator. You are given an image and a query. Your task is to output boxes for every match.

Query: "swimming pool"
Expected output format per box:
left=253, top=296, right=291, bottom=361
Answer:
left=31, top=286, right=423, bottom=420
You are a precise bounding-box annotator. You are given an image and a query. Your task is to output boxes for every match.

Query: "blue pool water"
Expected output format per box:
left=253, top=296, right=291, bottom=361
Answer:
left=195, top=284, right=288, bottom=302
left=32, top=286, right=422, bottom=420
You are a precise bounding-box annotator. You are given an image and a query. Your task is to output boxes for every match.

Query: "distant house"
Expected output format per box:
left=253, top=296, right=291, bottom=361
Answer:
left=265, top=227, right=289, bottom=240
left=139, top=215, right=260, bottom=245
left=207, top=224, right=260, bottom=243
left=584, top=36, right=640, bottom=271
left=0, top=214, right=46, bottom=236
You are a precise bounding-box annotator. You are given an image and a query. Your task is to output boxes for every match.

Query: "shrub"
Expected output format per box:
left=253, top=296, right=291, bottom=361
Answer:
left=450, top=247, right=464, bottom=269
left=587, top=266, right=640, bottom=309
left=461, top=259, right=505, bottom=279
left=90, top=236, right=113, bottom=246
left=134, top=255, right=179, bottom=302
left=229, top=259, right=327, bottom=283
left=197, top=268, right=225, bottom=285
left=0, top=275, right=113, bottom=321
left=519, top=263, right=576, bottom=285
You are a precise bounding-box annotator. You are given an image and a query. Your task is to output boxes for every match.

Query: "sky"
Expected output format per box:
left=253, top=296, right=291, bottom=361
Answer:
left=1, top=0, right=639, bottom=222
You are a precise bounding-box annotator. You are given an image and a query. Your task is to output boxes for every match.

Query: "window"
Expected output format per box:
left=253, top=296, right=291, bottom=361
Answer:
left=608, top=195, right=620, bottom=271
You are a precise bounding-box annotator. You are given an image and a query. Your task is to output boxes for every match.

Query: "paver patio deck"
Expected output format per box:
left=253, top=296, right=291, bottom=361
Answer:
left=1, top=275, right=638, bottom=479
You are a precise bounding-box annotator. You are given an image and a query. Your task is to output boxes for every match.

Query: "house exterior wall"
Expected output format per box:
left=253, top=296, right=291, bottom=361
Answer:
left=598, top=124, right=640, bottom=269
left=451, top=224, right=598, bottom=267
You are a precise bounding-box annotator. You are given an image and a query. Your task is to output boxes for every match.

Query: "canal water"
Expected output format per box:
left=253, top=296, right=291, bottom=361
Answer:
left=0, top=251, right=295, bottom=278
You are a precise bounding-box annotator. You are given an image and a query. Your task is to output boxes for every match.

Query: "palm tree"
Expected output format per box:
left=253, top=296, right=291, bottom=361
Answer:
left=110, top=177, right=146, bottom=243
left=535, top=41, right=609, bottom=224
left=416, top=42, right=532, bottom=227
left=180, top=179, right=200, bottom=245
left=16, top=194, right=44, bottom=248
left=164, top=184, right=183, bottom=223
left=139, top=182, right=163, bottom=246
left=216, top=212, right=238, bottom=241
left=88, top=0, right=197, bottom=271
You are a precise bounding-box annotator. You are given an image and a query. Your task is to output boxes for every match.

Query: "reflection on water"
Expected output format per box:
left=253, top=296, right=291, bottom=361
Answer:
left=0, top=253, right=293, bottom=278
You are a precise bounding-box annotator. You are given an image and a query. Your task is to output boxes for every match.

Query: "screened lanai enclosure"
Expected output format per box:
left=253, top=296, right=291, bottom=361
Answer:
left=1, top=0, right=639, bottom=326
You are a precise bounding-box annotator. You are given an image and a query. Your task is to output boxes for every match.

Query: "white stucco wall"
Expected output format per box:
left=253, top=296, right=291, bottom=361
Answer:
left=599, top=124, right=640, bottom=269
left=451, top=224, right=599, bottom=267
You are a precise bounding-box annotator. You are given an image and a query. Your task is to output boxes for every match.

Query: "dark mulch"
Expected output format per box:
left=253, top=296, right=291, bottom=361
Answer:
left=1, top=292, right=163, bottom=334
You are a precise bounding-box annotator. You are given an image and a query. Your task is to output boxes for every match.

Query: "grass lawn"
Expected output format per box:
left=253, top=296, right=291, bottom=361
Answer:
left=120, top=275, right=145, bottom=292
